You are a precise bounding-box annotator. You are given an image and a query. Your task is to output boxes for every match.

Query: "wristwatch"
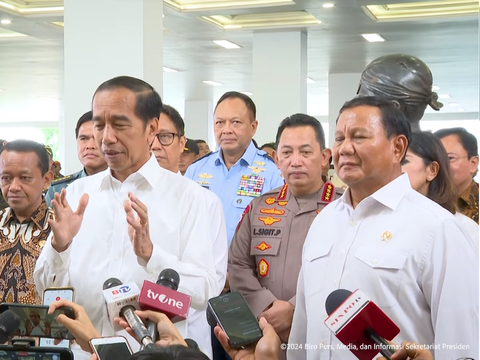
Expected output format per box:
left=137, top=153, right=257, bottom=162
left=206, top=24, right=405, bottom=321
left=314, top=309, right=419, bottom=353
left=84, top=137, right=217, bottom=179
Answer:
left=184, top=338, right=199, bottom=349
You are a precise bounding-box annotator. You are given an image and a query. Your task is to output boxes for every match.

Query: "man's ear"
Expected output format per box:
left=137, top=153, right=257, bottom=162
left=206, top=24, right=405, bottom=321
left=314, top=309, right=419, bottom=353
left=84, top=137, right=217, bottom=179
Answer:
left=272, top=150, right=279, bottom=169
left=392, top=135, right=409, bottom=164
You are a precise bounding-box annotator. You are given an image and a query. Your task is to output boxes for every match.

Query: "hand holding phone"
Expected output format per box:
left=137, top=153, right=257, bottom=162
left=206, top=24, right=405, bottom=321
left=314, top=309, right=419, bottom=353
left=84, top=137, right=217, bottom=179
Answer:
left=207, top=292, right=263, bottom=349
left=90, top=336, right=133, bottom=360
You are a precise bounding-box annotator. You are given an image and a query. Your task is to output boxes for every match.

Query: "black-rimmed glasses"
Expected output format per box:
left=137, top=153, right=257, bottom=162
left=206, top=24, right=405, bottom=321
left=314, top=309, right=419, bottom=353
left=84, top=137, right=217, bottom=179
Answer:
left=156, top=132, right=182, bottom=146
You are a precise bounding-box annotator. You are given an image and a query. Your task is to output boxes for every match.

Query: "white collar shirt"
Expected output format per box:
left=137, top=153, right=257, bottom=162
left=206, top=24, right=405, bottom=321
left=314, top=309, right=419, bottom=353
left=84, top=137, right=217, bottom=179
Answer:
left=288, top=173, right=479, bottom=360
left=34, top=154, right=218, bottom=358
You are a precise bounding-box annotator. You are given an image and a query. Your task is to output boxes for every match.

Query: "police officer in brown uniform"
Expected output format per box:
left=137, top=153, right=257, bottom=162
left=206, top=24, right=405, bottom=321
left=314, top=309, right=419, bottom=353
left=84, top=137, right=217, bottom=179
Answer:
left=228, top=114, right=342, bottom=346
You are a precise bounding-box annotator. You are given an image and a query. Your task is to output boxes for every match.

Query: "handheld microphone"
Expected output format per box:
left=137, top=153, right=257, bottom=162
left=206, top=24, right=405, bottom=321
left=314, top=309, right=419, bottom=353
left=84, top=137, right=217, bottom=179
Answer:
left=0, top=310, right=20, bottom=343
left=324, top=289, right=399, bottom=360
left=102, top=278, right=154, bottom=350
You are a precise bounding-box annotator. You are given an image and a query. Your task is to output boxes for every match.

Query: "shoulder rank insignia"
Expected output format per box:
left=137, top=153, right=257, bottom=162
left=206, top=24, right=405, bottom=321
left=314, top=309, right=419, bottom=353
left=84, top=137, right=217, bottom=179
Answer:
left=51, top=174, right=73, bottom=185
left=265, top=197, right=275, bottom=205
left=322, top=182, right=334, bottom=202
left=260, top=208, right=285, bottom=216
left=278, top=201, right=288, bottom=206
left=254, top=161, right=266, bottom=166
left=198, top=173, right=213, bottom=179
left=248, top=166, right=266, bottom=175
left=277, top=184, right=288, bottom=200
left=258, top=259, right=269, bottom=277
left=258, top=216, right=281, bottom=226
left=254, top=241, right=272, bottom=251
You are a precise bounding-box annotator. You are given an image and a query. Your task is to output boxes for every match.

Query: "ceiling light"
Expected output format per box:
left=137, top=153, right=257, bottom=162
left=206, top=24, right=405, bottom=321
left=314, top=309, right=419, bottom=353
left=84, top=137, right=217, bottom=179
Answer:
left=213, top=40, right=242, bottom=49
left=203, top=80, right=222, bottom=86
left=163, top=66, right=178, bottom=73
left=361, top=33, right=385, bottom=42
left=322, top=3, right=334, bottom=8
left=432, top=85, right=440, bottom=90
left=448, top=102, right=459, bottom=106
left=438, top=94, right=451, bottom=99
left=307, top=78, right=316, bottom=84
left=457, top=108, right=466, bottom=112
left=0, top=89, right=4, bottom=92
left=1, top=19, right=11, bottom=24
left=164, top=0, right=293, bottom=12
left=240, top=91, right=253, bottom=96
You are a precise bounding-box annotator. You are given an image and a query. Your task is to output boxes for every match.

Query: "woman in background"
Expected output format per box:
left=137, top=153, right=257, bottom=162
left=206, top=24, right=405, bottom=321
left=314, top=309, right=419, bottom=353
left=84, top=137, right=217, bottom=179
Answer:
left=401, top=131, right=478, bottom=249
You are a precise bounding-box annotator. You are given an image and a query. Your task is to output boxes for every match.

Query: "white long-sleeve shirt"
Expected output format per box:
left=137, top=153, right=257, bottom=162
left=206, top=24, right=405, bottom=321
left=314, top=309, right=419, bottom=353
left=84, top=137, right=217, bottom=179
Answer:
left=289, top=173, right=479, bottom=360
left=34, top=155, right=218, bottom=357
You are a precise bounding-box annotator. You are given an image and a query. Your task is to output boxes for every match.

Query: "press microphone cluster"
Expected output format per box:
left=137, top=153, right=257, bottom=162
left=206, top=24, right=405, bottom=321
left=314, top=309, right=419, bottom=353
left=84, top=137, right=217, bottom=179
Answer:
left=102, top=278, right=154, bottom=350
left=324, top=289, right=399, bottom=360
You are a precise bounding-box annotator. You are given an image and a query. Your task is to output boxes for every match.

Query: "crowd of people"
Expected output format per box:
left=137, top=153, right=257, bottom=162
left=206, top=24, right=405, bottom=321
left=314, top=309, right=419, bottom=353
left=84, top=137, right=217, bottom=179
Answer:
left=0, top=52, right=478, bottom=360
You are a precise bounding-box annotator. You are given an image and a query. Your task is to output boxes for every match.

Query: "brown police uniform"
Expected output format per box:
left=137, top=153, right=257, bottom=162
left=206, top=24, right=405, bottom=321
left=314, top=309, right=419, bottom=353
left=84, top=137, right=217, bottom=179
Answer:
left=228, top=182, right=342, bottom=318
left=458, top=180, right=479, bottom=224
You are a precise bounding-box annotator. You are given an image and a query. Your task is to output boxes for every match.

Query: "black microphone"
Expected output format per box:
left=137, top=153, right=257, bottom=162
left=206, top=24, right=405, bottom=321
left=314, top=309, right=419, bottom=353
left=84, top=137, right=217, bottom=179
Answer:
left=0, top=310, right=20, bottom=343
left=146, top=269, right=181, bottom=342
left=102, top=278, right=154, bottom=350
left=325, top=289, right=399, bottom=360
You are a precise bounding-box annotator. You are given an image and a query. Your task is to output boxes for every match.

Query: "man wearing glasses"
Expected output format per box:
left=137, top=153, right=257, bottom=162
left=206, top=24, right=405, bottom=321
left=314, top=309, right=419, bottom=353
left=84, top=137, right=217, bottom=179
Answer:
left=151, top=104, right=227, bottom=358
left=435, top=127, right=479, bottom=223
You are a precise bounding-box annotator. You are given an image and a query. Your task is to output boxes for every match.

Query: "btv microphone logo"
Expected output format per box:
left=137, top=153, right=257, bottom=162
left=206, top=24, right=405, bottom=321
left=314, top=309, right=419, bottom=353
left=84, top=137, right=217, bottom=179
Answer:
left=147, top=289, right=184, bottom=309
left=112, top=285, right=131, bottom=295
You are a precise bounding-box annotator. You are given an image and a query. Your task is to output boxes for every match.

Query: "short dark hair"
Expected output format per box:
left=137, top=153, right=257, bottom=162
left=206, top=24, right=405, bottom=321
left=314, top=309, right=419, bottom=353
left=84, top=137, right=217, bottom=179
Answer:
left=161, top=105, right=185, bottom=136
left=129, top=345, right=209, bottom=360
left=215, top=91, right=256, bottom=122
left=403, top=131, right=457, bottom=214
left=260, top=142, right=276, bottom=151
left=195, top=139, right=206, bottom=144
left=75, top=111, right=93, bottom=138
left=0, top=139, right=50, bottom=175
left=434, top=127, right=478, bottom=158
left=276, top=113, right=326, bottom=150
left=338, top=96, right=412, bottom=145
left=93, top=76, right=162, bottom=128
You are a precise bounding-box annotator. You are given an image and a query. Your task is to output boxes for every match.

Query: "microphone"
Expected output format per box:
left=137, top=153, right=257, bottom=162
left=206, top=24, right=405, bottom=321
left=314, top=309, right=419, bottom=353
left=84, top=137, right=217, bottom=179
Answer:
left=324, top=289, right=400, bottom=360
left=138, top=269, right=191, bottom=333
left=0, top=310, right=20, bottom=343
left=102, top=277, right=154, bottom=349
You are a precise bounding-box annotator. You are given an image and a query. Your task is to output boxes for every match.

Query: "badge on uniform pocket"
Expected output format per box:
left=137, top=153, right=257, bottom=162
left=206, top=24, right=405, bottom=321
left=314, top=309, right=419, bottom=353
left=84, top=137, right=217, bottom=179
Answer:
left=237, top=175, right=264, bottom=197
left=258, top=259, right=269, bottom=277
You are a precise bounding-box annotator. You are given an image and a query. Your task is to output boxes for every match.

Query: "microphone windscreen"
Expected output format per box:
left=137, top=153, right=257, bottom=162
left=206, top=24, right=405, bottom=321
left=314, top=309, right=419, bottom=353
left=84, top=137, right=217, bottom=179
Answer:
left=103, top=277, right=123, bottom=290
left=156, top=269, right=180, bottom=291
left=325, top=289, right=352, bottom=315
left=0, top=310, right=20, bottom=343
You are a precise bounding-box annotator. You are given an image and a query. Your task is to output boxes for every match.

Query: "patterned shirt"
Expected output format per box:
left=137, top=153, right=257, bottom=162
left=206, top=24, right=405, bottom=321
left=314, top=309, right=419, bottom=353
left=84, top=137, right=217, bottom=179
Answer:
left=458, top=180, right=479, bottom=224
left=0, top=201, right=53, bottom=304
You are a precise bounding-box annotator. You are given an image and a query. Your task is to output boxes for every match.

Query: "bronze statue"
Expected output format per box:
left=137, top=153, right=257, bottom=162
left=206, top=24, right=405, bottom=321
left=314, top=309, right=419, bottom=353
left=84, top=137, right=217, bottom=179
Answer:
left=357, top=54, right=443, bottom=132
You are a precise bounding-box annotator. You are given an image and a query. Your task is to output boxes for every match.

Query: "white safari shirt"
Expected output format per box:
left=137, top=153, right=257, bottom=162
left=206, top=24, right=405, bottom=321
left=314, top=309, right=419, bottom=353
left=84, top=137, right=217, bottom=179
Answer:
left=34, top=155, right=218, bottom=357
left=289, top=173, right=479, bottom=360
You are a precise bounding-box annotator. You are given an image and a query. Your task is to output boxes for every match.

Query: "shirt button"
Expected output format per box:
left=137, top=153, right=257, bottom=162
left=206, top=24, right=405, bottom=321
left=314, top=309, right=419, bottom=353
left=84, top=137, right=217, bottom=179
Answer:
left=227, top=179, right=231, bottom=183
left=114, top=257, right=119, bottom=261
left=321, top=341, right=327, bottom=346
left=372, top=259, right=378, bottom=264
left=340, top=249, right=346, bottom=255
left=349, top=219, right=356, bottom=226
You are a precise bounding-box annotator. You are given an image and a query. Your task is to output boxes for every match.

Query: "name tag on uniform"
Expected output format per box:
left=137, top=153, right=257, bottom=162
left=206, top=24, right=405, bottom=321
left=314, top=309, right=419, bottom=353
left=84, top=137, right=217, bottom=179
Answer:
left=237, top=175, right=264, bottom=197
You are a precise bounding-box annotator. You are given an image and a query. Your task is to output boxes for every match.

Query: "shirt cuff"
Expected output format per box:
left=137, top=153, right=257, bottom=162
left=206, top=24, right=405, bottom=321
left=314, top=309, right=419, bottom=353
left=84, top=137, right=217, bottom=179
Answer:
left=44, top=242, right=72, bottom=282
left=137, top=243, right=176, bottom=275
left=246, top=289, right=278, bottom=318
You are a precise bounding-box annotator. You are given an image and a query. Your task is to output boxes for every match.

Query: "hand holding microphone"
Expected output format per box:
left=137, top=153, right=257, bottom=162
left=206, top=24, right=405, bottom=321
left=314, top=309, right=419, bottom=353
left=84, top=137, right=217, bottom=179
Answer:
left=377, top=342, right=433, bottom=360
left=114, top=310, right=188, bottom=348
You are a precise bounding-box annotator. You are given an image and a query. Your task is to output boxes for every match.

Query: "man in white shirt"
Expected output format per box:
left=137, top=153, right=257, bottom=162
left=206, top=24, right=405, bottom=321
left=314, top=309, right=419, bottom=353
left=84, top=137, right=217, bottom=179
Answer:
left=288, top=96, right=479, bottom=360
left=151, top=103, right=227, bottom=358
left=34, top=76, right=218, bottom=359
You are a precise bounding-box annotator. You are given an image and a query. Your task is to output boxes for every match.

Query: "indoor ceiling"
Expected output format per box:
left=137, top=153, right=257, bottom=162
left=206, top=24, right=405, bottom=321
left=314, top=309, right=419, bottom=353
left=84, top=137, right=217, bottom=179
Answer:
left=0, top=0, right=478, bottom=124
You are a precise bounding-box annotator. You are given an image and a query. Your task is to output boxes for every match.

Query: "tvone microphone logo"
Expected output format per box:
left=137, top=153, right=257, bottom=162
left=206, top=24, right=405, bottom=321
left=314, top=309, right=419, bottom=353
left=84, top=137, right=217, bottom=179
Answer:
left=112, top=286, right=131, bottom=295
left=147, top=289, right=184, bottom=309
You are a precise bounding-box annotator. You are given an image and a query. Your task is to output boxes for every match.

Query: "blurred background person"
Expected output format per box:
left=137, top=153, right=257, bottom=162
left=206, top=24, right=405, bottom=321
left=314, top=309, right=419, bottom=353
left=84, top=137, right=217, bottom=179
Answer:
left=45, top=111, right=107, bottom=205
left=401, top=131, right=478, bottom=249
left=179, top=139, right=199, bottom=175
left=434, top=127, right=478, bottom=224
left=195, top=139, right=210, bottom=157
left=259, top=142, right=276, bottom=157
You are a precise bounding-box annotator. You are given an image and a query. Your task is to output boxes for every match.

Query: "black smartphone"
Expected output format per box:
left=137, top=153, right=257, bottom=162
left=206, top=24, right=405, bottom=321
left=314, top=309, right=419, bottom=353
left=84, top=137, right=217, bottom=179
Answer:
left=0, top=345, right=73, bottom=359
left=0, top=303, right=75, bottom=340
left=207, top=292, right=263, bottom=348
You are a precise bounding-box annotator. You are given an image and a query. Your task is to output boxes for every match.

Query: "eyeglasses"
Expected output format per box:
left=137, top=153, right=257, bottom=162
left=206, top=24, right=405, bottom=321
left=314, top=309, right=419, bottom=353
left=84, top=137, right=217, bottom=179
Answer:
left=448, top=155, right=469, bottom=163
left=155, top=132, right=182, bottom=146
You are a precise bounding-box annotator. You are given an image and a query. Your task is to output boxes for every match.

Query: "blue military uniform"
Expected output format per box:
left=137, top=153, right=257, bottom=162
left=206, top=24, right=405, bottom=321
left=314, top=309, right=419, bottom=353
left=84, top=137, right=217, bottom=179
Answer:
left=185, top=141, right=284, bottom=244
left=45, top=169, right=87, bottom=206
